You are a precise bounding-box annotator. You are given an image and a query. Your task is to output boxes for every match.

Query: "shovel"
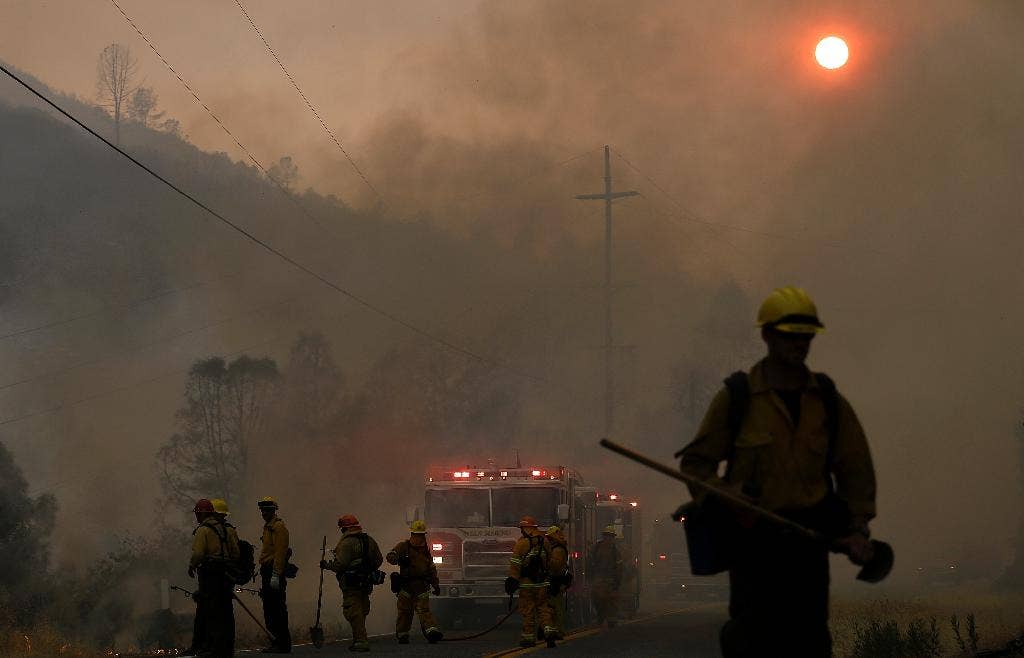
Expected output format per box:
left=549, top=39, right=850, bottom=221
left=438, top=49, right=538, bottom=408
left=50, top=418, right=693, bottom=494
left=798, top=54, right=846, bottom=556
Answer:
left=599, top=438, right=894, bottom=583
left=310, top=535, right=327, bottom=648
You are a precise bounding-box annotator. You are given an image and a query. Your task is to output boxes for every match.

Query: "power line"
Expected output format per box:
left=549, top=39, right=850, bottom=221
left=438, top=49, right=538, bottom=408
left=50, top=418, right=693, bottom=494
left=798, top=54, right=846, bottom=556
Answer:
left=107, top=0, right=339, bottom=236
left=232, top=0, right=385, bottom=207
left=610, top=148, right=885, bottom=257
left=2, top=332, right=284, bottom=429
left=0, top=269, right=240, bottom=343
left=0, top=64, right=545, bottom=384
left=232, top=0, right=604, bottom=222
left=0, top=287, right=308, bottom=394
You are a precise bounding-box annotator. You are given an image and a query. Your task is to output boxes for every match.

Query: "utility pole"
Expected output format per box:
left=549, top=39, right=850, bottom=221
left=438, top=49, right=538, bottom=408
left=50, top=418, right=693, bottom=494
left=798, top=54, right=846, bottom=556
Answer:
left=575, top=145, right=638, bottom=437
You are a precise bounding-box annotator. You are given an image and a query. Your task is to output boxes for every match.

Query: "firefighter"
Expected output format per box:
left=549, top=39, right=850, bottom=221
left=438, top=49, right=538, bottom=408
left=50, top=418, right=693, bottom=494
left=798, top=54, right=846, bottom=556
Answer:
left=505, top=516, right=557, bottom=648
left=321, top=514, right=383, bottom=653
left=258, top=496, right=291, bottom=653
left=544, top=525, right=570, bottom=640
left=677, top=286, right=877, bottom=657
left=588, top=525, right=623, bottom=629
left=187, top=498, right=239, bottom=658
left=385, top=520, right=443, bottom=644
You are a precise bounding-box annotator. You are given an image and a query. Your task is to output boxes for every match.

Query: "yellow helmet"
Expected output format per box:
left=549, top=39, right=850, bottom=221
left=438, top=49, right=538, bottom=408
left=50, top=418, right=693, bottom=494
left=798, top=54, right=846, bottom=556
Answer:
left=211, top=498, right=230, bottom=516
left=409, top=520, right=428, bottom=534
left=545, top=525, right=561, bottom=536
left=257, top=496, right=279, bottom=510
left=756, top=286, right=824, bottom=334
left=602, top=525, right=617, bottom=536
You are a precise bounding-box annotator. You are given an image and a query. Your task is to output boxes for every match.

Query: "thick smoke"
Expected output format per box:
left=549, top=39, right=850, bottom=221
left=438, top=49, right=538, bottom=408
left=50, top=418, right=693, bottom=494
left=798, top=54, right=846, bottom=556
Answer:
left=2, top=0, right=1023, bottom=647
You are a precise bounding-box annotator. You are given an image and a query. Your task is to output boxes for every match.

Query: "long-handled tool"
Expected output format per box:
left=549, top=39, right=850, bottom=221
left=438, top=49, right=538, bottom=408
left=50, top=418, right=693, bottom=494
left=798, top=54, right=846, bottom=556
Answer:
left=310, top=535, right=327, bottom=649
left=599, top=438, right=894, bottom=583
left=232, top=590, right=276, bottom=644
left=170, top=584, right=195, bottom=599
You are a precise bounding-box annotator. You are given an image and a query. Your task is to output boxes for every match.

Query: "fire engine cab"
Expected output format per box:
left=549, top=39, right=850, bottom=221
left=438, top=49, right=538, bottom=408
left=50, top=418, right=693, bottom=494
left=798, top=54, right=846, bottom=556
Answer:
left=412, top=464, right=603, bottom=628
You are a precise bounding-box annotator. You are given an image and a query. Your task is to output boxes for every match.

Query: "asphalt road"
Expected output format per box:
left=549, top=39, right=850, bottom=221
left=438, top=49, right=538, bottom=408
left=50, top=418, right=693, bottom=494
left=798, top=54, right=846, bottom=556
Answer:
left=239, top=603, right=727, bottom=657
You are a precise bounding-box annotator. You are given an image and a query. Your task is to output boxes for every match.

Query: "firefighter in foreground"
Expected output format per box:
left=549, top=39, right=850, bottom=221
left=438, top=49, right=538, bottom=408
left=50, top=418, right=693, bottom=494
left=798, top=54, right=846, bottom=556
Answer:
left=321, top=514, right=384, bottom=652
left=677, top=286, right=876, bottom=657
left=505, top=516, right=557, bottom=648
left=187, top=498, right=240, bottom=657
left=587, top=526, right=623, bottom=629
left=385, top=520, right=443, bottom=644
left=257, top=496, right=291, bottom=653
left=544, top=525, right=571, bottom=639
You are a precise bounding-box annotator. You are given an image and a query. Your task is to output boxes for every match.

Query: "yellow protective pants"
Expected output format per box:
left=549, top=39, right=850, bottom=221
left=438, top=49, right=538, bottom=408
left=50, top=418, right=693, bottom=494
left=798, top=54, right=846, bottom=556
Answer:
left=518, top=585, right=556, bottom=642
left=591, top=579, right=619, bottom=624
left=342, top=587, right=371, bottom=644
left=396, top=590, right=440, bottom=638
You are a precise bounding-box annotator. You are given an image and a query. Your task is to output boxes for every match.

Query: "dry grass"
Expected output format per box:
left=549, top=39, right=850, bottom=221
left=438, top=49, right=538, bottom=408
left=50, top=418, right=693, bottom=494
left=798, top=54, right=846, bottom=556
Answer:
left=0, top=625, right=110, bottom=657
left=831, top=586, right=1024, bottom=657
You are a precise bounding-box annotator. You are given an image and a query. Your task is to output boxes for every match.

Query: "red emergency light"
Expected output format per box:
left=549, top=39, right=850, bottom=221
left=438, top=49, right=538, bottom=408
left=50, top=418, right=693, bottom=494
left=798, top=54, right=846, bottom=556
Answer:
left=658, top=554, right=667, bottom=560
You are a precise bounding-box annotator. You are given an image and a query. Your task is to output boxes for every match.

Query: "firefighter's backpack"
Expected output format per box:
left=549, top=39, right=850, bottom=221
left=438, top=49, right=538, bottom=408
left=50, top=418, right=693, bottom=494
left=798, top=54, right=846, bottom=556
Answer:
left=520, top=536, right=549, bottom=581
left=209, top=522, right=257, bottom=585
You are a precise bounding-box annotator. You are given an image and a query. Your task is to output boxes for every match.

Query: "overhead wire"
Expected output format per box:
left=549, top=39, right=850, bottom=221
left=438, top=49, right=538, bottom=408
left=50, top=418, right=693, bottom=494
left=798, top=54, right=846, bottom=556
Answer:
left=231, top=0, right=385, bottom=207
left=2, top=331, right=285, bottom=430
left=0, top=269, right=240, bottom=343
left=0, top=285, right=311, bottom=394
left=610, top=148, right=885, bottom=257
left=0, top=64, right=546, bottom=385
left=230, top=0, right=603, bottom=220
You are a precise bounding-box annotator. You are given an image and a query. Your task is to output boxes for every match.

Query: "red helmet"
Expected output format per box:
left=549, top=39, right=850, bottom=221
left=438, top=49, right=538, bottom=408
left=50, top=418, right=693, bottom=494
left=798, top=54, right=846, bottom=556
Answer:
left=338, top=514, right=361, bottom=529
left=194, top=498, right=215, bottom=514
left=518, top=516, right=539, bottom=528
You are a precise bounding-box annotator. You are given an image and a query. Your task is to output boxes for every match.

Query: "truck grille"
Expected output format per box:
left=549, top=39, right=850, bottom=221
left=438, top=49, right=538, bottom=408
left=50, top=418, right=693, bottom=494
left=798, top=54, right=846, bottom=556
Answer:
left=462, top=540, right=515, bottom=579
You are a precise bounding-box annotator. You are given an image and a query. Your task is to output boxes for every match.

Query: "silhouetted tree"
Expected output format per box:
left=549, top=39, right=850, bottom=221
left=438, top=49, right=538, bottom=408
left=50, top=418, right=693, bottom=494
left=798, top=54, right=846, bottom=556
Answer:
left=126, top=86, right=164, bottom=127
left=157, top=355, right=280, bottom=506
left=0, top=441, right=56, bottom=628
left=95, top=43, right=138, bottom=145
left=285, top=331, right=343, bottom=436
left=267, top=155, right=299, bottom=191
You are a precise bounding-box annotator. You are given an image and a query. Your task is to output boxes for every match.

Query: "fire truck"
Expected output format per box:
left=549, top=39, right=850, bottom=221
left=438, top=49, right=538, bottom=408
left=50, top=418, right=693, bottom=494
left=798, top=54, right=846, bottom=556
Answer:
left=594, top=492, right=642, bottom=618
left=410, top=463, right=603, bottom=628
left=647, top=516, right=728, bottom=601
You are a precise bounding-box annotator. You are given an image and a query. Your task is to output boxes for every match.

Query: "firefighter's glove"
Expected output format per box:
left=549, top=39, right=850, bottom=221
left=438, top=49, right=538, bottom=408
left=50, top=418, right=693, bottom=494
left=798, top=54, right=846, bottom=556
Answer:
left=834, top=532, right=875, bottom=566
left=188, top=566, right=196, bottom=579
left=270, top=574, right=281, bottom=590
left=431, top=583, right=441, bottom=596
left=504, top=577, right=520, bottom=595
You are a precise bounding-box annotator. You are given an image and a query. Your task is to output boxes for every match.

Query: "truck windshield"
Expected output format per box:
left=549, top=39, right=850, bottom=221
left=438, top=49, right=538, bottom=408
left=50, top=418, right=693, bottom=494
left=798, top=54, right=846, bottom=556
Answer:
left=425, top=488, right=490, bottom=527
left=491, top=487, right=559, bottom=528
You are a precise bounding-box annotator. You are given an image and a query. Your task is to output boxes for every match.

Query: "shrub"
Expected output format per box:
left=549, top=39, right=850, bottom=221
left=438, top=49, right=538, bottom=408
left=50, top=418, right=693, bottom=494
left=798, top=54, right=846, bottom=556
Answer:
left=850, top=616, right=942, bottom=658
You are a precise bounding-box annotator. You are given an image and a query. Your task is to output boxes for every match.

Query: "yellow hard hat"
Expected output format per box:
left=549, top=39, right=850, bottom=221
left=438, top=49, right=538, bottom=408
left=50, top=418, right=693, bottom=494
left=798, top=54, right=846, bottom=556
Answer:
left=602, top=525, right=617, bottom=536
left=211, top=498, right=230, bottom=516
left=756, top=286, right=824, bottom=334
left=257, top=496, right=278, bottom=510
left=546, top=525, right=561, bottom=536
left=410, top=520, right=428, bottom=534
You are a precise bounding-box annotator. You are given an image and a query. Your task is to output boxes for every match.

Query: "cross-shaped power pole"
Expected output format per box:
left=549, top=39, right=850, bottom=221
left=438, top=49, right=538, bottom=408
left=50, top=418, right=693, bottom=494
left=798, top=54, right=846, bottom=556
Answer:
left=575, top=145, right=638, bottom=438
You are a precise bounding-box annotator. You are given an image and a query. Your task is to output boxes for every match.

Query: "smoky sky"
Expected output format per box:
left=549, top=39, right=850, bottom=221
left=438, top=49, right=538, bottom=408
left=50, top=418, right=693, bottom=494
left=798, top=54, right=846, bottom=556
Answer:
left=2, top=0, right=1024, bottom=592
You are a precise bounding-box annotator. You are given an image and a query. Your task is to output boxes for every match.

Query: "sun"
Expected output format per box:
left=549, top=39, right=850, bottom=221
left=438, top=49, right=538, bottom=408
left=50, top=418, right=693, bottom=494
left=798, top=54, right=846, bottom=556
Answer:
left=815, top=36, right=849, bottom=70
